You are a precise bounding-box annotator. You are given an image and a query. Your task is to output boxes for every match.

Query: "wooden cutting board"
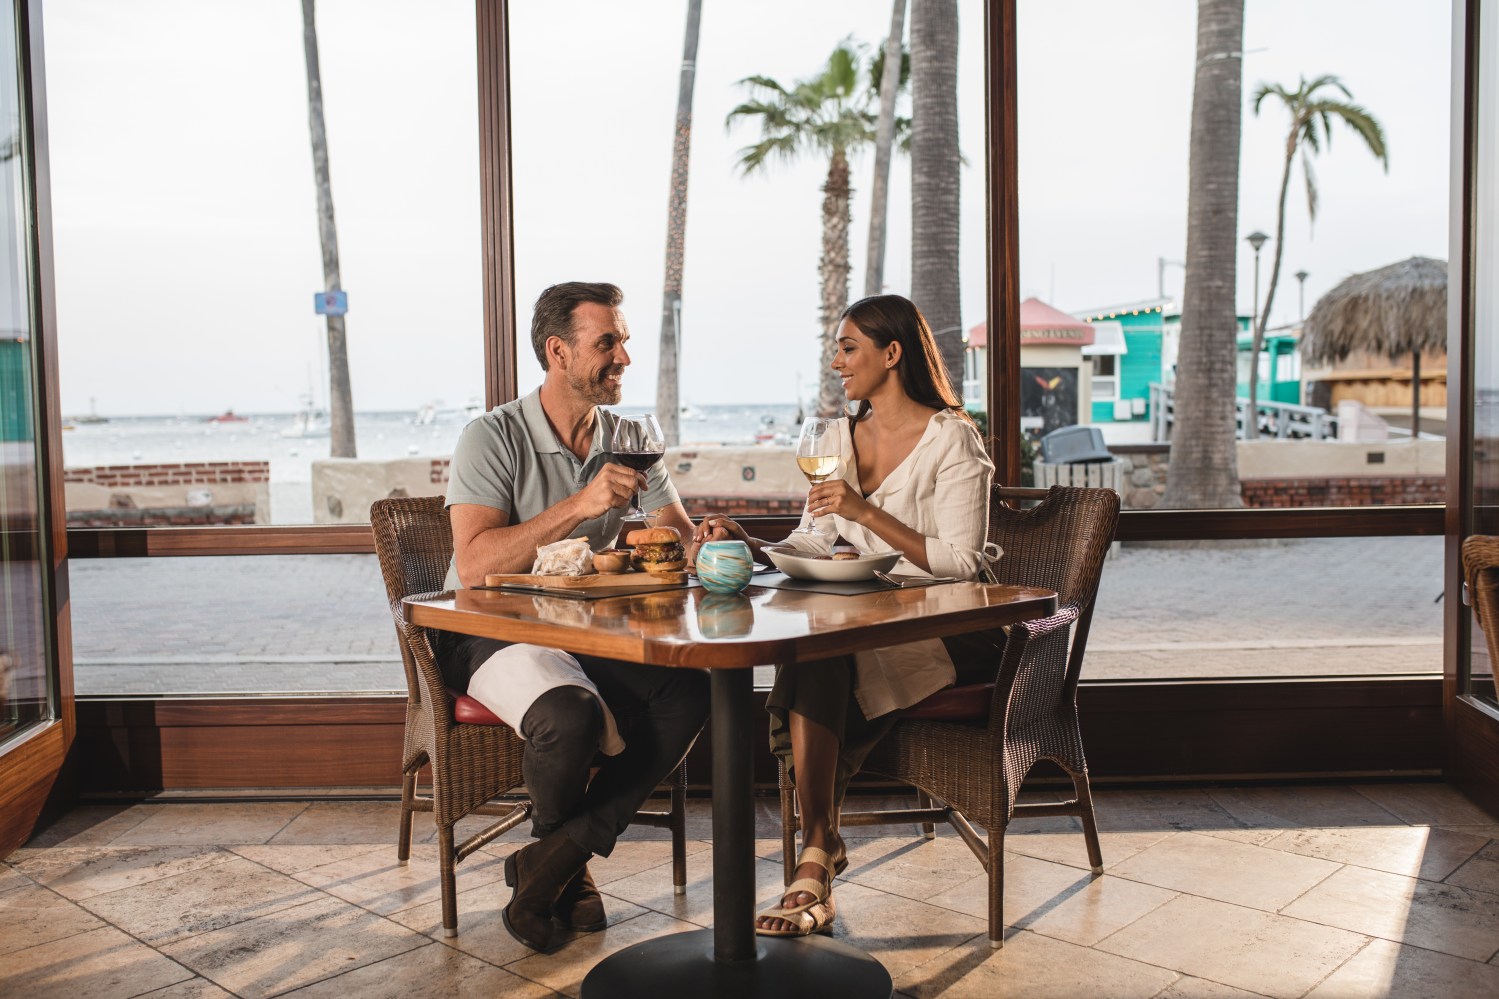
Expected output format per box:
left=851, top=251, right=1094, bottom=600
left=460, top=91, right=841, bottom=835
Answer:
left=482, top=571, right=687, bottom=594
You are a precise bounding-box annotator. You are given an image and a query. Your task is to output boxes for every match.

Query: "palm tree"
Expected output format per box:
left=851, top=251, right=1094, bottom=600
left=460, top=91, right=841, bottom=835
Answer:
left=300, top=0, right=355, bottom=458
left=1245, top=75, right=1387, bottom=431
left=910, top=0, right=963, bottom=394
left=865, top=0, right=908, bottom=298
left=655, top=0, right=702, bottom=448
left=1161, top=0, right=1244, bottom=510
left=728, top=43, right=895, bottom=418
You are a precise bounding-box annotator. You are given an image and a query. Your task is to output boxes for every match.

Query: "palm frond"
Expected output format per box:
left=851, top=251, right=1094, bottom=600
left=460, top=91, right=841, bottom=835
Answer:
left=726, top=36, right=896, bottom=180
left=735, top=133, right=801, bottom=174
left=1318, top=100, right=1389, bottom=169
left=735, top=74, right=790, bottom=96
left=868, top=46, right=911, bottom=102
left=1253, top=82, right=1283, bottom=114
left=1301, top=112, right=1322, bottom=154
left=1302, top=149, right=1319, bottom=227
left=725, top=99, right=798, bottom=135
left=1305, top=73, right=1352, bottom=101
left=825, top=41, right=862, bottom=98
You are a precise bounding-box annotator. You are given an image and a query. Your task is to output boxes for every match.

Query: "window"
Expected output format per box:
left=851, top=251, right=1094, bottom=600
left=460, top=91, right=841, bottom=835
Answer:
left=1020, top=0, right=1450, bottom=682
left=1090, top=354, right=1119, bottom=402
left=0, top=0, right=51, bottom=742
left=46, top=0, right=481, bottom=530
left=508, top=0, right=988, bottom=519
left=70, top=556, right=401, bottom=697
left=1020, top=0, right=1449, bottom=484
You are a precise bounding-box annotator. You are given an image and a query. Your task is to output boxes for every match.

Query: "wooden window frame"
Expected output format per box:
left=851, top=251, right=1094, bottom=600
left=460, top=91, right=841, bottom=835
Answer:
left=61, top=0, right=1445, bottom=558
left=53, top=0, right=1456, bottom=794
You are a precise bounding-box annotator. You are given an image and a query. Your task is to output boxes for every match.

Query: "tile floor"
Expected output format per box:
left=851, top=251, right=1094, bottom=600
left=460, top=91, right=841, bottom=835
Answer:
left=3, top=783, right=1499, bottom=998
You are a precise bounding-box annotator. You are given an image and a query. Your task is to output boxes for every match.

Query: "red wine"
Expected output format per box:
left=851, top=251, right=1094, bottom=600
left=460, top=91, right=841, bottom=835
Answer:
left=614, top=451, right=662, bottom=473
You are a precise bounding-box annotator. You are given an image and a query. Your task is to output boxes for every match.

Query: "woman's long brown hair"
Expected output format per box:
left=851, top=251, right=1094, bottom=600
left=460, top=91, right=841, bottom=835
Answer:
left=840, top=294, right=973, bottom=426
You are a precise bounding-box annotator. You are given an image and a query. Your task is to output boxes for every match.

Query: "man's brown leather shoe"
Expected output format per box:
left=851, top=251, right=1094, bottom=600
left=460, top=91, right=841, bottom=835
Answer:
left=554, top=864, right=607, bottom=932
left=502, top=829, right=590, bottom=953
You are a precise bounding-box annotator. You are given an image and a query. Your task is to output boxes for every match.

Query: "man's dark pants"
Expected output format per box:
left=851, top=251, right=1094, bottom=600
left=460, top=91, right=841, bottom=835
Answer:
left=436, top=632, right=709, bottom=857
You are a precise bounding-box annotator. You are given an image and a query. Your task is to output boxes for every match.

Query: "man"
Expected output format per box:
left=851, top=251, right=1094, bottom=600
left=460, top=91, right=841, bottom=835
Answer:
left=438, top=281, right=708, bottom=954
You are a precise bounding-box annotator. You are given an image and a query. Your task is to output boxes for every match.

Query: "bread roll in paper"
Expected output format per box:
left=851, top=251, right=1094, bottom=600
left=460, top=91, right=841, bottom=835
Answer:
left=531, top=538, right=596, bottom=576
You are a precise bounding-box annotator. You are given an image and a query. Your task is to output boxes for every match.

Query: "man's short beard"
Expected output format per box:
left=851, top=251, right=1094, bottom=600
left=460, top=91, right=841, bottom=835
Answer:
left=569, top=366, right=622, bottom=405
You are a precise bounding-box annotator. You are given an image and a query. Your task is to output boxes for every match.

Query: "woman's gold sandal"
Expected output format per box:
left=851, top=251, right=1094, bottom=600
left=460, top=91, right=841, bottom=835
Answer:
left=756, top=845, right=838, bottom=937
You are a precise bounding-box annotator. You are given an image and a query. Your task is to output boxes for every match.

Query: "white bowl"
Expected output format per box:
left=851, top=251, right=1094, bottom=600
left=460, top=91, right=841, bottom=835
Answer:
left=763, top=546, right=903, bottom=582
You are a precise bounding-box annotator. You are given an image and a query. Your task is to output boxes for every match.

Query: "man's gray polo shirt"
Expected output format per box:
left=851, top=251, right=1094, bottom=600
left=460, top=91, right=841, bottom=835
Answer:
left=442, top=389, right=679, bottom=589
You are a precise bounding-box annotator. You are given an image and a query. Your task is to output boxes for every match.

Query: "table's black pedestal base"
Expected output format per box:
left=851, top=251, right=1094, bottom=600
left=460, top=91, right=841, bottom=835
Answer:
left=579, top=928, right=892, bottom=999
left=578, top=669, right=890, bottom=998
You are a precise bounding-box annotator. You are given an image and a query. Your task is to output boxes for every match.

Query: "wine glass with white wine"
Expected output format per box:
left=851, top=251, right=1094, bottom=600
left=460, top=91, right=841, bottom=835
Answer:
left=791, top=416, right=842, bottom=537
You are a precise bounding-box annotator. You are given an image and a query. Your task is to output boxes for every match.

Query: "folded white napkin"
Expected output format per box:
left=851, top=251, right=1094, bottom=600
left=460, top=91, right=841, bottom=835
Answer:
left=465, top=644, right=625, bottom=755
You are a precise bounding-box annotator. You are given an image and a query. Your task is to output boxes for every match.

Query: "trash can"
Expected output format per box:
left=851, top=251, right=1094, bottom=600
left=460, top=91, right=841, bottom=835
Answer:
left=1032, top=426, right=1122, bottom=556
left=1039, top=426, right=1114, bottom=465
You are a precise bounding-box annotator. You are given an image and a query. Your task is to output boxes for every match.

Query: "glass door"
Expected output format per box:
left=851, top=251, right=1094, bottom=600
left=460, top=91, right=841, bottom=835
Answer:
left=1454, top=0, right=1499, bottom=816
left=1472, top=0, right=1499, bottom=711
left=0, top=0, right=64, bottom=857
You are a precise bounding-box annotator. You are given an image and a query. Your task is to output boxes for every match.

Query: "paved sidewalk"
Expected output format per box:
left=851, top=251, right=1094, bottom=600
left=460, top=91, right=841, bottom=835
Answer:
left=1088, top=535, right=1444, bottom=679
left=68, top=536, right=1446, bottom=695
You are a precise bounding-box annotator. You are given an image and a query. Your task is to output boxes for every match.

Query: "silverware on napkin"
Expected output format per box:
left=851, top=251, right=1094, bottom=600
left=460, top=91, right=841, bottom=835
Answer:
left=873, top=571, right=960, bottom=588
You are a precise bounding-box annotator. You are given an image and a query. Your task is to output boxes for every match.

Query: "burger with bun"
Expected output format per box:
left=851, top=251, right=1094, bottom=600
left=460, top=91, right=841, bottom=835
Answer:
left=626, top=526, right=687, bottom=574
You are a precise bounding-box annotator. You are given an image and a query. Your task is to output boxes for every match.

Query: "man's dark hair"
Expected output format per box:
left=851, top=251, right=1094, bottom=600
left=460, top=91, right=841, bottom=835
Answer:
left=531, top=282, right=624, bottom=369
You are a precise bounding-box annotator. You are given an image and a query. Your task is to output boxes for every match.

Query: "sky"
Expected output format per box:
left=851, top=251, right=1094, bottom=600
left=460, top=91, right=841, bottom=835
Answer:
left=42, top=0, right=1453, bottom=417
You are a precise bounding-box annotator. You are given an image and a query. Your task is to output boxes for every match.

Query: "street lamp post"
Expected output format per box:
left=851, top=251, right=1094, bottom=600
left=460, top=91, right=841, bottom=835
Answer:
left=1244, top=231, right=1270, bottom=440
left=1245, top=231, right=1269, bottom=331
left=1295, top=269, right=1309, bottom=322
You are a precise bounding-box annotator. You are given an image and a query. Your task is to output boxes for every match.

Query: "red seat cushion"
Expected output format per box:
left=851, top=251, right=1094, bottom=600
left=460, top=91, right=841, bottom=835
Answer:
left=448, top=688, right=505, bottom=726
left=902, top=683, right=994, bottom=722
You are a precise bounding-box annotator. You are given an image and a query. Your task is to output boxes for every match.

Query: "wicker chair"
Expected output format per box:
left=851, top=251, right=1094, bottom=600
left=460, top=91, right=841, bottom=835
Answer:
left=370, top=495, right=689, bottom=938
left=777, top=484, right=1121, bottom=947
left=1463, top=535, right=1499, bottom=672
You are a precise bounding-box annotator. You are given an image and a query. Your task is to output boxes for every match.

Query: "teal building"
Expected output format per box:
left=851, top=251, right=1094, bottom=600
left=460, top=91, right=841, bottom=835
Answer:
left=1236, top=328, right=1303, bottom=405
left=1077, top=298, right=1175, bottom=428
left=1079, top=299, right=1265, bottom=428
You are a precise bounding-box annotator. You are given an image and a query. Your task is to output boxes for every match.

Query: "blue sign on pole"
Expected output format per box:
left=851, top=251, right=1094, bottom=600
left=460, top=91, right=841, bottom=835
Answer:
left=314, top=290, right=348, bottom=317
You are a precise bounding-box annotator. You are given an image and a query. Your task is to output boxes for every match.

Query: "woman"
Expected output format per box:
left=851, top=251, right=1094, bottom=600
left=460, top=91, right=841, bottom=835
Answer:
left=695, top=294, right=998, bottom=936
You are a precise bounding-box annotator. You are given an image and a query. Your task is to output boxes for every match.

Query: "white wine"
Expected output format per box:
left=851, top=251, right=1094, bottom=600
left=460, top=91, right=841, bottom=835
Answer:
left=797, top=455, right=840, bottom=484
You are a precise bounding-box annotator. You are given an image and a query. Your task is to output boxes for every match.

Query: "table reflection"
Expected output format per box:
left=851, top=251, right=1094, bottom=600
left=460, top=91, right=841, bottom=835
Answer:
left=696, top=592, right=755, bottom=639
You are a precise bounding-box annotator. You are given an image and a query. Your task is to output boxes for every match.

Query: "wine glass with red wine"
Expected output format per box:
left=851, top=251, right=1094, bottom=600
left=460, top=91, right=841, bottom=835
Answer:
left=610, top=413, right=665, bottom=523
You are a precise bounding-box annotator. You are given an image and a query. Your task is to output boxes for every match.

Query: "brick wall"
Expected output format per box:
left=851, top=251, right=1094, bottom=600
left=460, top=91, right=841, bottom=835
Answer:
left=65, top=462, right=268, bottom=526
left=679, top=495, right=804, bottom=517
left=1109, top=445, right=1444, bottom=509
left=64, top=461, right=270, bottom=487
left=1240, top=476, right=1446, bottom=507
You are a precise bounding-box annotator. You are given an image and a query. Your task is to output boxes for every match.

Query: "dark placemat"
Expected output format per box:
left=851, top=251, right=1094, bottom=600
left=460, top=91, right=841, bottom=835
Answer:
left=748, top=572, right=897, bottom=596
left=477, top=579, right=698, bottom=600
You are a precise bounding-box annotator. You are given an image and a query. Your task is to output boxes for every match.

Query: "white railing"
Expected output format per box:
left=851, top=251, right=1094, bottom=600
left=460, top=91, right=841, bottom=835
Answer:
left=1149, top=383, right=1338, bottom=442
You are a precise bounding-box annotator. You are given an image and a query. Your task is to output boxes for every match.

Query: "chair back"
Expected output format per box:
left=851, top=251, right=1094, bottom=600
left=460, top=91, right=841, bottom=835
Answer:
left=370, top=495, right=454, bottom=707
left=987, top=484, right=1121, bottom=701
left=1463, top=535, right=1499, bottom=670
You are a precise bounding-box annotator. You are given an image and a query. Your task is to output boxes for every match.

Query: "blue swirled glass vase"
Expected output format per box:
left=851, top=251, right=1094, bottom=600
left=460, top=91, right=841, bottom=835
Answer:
left=696, top=540, right=754, bottom=593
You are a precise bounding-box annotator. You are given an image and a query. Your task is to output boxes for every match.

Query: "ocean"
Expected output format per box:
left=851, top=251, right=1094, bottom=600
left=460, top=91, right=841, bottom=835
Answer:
left=61, top=403, right=809, bottom=481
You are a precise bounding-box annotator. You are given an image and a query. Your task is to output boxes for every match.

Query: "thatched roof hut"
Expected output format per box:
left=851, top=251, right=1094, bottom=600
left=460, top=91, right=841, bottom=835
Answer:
left=1299, top=256, right=1447, bottom=438
left=1299, top=256, right=1446, bottom=365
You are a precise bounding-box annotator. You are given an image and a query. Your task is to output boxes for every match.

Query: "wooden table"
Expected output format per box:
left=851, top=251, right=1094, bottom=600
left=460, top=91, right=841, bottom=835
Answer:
left=406, top=579, right=1057, bottom=999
